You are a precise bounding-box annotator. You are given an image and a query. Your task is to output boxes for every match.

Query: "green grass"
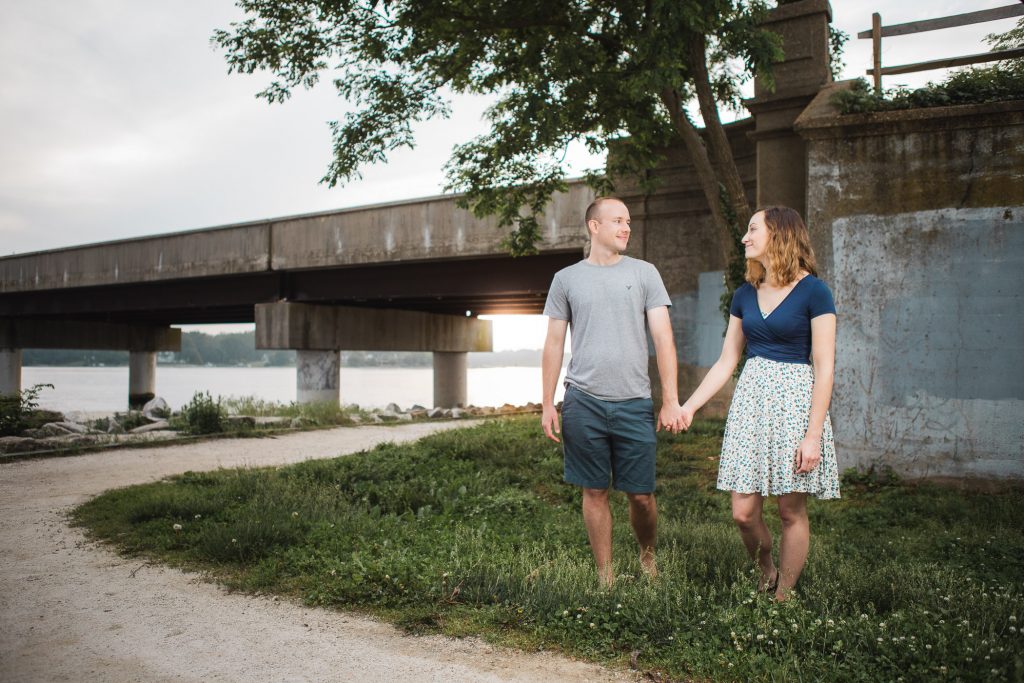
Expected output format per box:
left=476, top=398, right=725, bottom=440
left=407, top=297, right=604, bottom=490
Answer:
left=72, top=418, right=1024, bottom=681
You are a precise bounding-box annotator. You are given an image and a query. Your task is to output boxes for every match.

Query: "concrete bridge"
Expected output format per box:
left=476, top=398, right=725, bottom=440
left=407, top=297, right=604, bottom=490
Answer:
left=0, top=183, right=594, bottom=408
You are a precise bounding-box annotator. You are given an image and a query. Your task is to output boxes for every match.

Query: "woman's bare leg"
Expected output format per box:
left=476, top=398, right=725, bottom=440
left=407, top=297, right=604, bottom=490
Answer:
left=730, top=492, right=776, bottom=589
left=775, top=492, right=809, bottom=600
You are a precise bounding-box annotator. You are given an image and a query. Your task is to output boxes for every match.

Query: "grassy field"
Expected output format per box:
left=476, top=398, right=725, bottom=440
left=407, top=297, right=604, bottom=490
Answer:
left=73, top=418, right=1023, bottom=681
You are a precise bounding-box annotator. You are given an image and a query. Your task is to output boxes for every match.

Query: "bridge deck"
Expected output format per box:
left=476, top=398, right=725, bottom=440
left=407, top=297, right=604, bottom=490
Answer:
left=0, top=184, right=592, bottom=323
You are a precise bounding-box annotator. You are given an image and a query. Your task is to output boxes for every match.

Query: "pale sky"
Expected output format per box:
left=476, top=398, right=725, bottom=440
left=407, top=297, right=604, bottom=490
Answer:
left=1, top=0, right=1018, bottom=349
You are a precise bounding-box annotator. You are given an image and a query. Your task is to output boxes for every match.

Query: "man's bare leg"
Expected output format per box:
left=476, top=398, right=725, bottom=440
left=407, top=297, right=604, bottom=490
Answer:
left=581, top=487, right=614, bottom=586
left=627, top=492, right=658, bottom=578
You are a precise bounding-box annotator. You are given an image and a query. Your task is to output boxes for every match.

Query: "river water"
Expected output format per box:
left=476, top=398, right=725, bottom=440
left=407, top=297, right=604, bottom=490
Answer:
left=23, top=366, right=568, bottom=413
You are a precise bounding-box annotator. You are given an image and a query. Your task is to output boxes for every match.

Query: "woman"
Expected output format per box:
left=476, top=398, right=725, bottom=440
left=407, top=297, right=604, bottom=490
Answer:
left=679, top=206, right=839, bottom=601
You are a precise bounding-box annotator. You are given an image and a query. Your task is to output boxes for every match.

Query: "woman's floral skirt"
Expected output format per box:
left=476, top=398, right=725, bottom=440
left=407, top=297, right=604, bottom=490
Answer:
left=717, top=356, right=840, bottom=499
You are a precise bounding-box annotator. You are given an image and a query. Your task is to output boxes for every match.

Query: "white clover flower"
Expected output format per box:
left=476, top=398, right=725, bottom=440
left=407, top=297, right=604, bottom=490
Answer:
left=1010, top=626, right=1017, bottom=633
left=668, top=636, right=674, bottom=640
left=589, top=622, right=596, bottom=629
left=772, top=629, right=779, bottom=636
left=562, top=610, right=569, bottom=617
left=1011, top=616, right=1018, bottom=623
left=231, top=538, right=237, bottom=543
left=292, top=511, right=299, bottom=517
left=877, top=637, right=883, bottom=643
left=194, top=514, right=202, bottom=519
left=616, top=603, right=622, bottom=609
left=757, top=634, right=765, bottom=641
left=172, top=523, right=182, bottom=531
left=926, top=644, right=932, bottom=650
left=860, top=614, right=868, bottom=620
left=879, top=622, right=887, bottom=629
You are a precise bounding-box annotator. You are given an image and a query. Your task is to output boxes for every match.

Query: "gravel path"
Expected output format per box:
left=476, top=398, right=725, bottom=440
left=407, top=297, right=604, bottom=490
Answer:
left=0, top=423, right=632, bottom=682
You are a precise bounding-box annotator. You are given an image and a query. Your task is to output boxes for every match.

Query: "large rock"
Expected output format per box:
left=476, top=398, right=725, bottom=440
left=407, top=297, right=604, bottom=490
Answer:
left=385, top=403, right=403, bottom=414
left=51, top=421, right=89, bottom=434
left=254, top=416, right=290, bottom=427
left=225, top=415, right=256, bottom=430
left=28, top=423, right=84, bottom=438
left=0, top=436, right=34, bottom=454
left=142, top=397, right=171, bottom=420
left=130, top=420, right=171, bottom=434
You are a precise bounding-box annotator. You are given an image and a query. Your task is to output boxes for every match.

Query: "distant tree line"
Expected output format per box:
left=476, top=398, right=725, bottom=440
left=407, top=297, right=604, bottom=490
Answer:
left=24, top=331, right=555, bottom=368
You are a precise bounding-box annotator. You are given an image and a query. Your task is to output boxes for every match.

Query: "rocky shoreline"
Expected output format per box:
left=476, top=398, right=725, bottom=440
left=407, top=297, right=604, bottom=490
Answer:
left=0, top=397, right=542, bottom=457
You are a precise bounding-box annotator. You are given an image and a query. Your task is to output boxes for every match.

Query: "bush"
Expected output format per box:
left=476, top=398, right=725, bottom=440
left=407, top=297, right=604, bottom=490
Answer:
left=0, top=383, right=54, bottom=436
left=833, top=69, right=1024, bottom=115
left=833, top=20, right=1024, bottom=114
left=181, top=391, right=224, bottom=435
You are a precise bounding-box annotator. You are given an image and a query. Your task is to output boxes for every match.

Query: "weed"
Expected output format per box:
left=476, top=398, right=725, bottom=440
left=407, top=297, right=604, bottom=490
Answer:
left=0, top=383, right=54, bottom=436
left=181, top=391, right=224, bottom=435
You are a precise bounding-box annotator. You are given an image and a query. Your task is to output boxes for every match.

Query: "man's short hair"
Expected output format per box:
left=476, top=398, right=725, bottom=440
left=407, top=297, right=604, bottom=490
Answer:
left=584, top=197, right=624, bottom=226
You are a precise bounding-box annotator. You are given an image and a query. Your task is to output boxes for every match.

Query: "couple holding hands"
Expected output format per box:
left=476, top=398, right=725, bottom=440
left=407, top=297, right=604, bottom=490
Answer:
left=541, top=197, right=838, bottom=600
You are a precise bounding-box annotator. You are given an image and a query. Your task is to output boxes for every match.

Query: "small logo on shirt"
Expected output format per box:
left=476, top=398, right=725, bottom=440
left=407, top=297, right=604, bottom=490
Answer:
left=626, top=285, right=632, bottom=290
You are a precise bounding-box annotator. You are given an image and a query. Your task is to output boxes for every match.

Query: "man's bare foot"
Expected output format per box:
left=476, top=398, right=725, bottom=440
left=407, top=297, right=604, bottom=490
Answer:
left=639, top=548, right=657, bottom=579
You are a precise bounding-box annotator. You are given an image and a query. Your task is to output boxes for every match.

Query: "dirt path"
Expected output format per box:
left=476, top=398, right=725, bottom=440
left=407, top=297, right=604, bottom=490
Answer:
left=0, top=423, right=632, bottom=682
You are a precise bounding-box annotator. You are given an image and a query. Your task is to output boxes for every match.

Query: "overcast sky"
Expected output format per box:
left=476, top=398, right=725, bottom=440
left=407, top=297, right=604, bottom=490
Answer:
left=0, top=1, right=1018, bottom=347
left=1, top=0, right=1018, bottom=257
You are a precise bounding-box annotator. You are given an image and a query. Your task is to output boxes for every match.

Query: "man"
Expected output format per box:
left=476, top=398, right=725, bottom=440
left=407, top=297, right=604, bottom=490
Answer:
left=541, top=196, right=685, bottom=586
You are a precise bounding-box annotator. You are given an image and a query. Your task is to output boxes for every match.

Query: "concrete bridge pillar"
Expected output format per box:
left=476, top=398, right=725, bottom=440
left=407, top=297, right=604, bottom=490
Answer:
left=256, top=302, right=492, bottom=408
left=128, top=351, right=157, bottom=409
left=433, top=351, right=467, bottom=408
left=297, top=349, right=341, bottom=404
left=0, top=349, right=22, bottom=396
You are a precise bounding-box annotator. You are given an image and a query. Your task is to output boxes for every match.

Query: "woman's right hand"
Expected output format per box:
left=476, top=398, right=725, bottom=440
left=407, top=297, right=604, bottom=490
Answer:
left=678, top=403, right=695, bottom=431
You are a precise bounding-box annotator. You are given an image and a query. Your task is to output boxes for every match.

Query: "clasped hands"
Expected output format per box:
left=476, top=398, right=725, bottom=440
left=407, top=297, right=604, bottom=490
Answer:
left=657, top=401, right=694, bottom=434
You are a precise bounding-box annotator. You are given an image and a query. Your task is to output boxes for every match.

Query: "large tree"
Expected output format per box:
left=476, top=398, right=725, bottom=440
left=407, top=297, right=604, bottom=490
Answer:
left=214, top=1, right=782, bottom=261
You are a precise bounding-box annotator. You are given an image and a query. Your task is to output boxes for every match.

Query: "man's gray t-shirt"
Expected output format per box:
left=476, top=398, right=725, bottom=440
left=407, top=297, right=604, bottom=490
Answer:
left=543, top=256, right=671, bottom=401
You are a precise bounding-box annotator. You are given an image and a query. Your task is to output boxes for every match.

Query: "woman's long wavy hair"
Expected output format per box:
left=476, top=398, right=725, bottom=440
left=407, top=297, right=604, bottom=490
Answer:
left=745, top=206, right=818, bottom=288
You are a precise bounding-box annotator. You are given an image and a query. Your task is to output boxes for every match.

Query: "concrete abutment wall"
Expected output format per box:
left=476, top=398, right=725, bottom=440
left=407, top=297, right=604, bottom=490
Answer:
left=796, top=93, right=1024, bottom=478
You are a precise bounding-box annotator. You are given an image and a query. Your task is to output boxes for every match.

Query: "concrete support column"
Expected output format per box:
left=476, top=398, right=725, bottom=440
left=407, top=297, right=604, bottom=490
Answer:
left=746, top=0, right=833, bottom=217
left=297, top=349, right=340, bottom=404
left=433, top=351, right=467, bottom=409
left=0, top=349, right=22, bottom=396
left=128, top=351, right=157, bottom=409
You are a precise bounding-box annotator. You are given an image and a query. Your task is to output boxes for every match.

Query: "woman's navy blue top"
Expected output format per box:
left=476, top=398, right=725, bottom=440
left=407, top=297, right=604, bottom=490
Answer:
left=729, top=275, right=836, bottom=365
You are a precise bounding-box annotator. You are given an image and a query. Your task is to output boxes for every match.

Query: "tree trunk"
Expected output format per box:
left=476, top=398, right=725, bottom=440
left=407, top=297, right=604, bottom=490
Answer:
left=687, top=34, right=752, bottom=231
left=658, top=88, right=733, bottom=268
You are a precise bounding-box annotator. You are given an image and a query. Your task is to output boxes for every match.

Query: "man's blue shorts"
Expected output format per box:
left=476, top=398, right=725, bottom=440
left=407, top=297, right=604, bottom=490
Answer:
left=561, top=384, right=657, bottom=494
